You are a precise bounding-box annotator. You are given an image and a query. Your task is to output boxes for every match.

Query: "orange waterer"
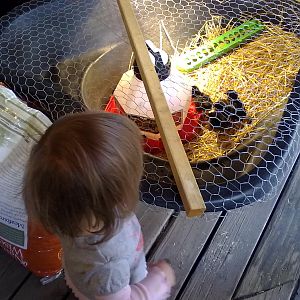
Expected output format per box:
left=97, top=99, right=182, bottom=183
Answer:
left=0, top=222, right=62, bottom=277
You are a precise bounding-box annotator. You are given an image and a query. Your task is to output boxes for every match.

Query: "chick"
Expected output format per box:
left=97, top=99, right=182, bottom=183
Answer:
left=207, top=90, right=251, bottom=135
left=192, top=86, right=213, bottom=112
left=207, top=110, right=236, bottom=134
left=226, top=90, right=251, bottom=123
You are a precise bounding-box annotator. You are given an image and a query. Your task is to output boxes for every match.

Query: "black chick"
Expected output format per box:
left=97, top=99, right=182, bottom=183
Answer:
left=192, top=86, right=213, bottom=112
left=207, top=90, right=251, bottom=134
left=207, top=110, right=231, bottom=131
left=213, top=100, right=227, bottom=112
left=226, top=90, right=250, bottom=122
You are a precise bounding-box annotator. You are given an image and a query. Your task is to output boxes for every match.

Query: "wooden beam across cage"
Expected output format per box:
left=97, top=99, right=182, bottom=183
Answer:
left=117, top=0, right=206, bottom=217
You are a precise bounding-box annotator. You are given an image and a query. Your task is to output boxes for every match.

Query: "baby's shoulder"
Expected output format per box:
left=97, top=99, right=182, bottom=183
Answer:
left=61, top=214, right=141, bottom=262
left=101, top=214, right=142, bottom=258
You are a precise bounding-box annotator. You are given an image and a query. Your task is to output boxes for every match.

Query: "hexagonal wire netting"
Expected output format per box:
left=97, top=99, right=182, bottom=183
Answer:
left=0, top=0, right=300, bottom=212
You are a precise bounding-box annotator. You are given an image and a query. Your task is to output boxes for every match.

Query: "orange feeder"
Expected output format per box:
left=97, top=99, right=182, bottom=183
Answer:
left=104, top=40, right=203, bottom=155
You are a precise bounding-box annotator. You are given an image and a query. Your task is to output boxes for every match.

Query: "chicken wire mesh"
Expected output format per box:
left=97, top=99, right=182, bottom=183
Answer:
left=0, top=0, right=300, bottom=212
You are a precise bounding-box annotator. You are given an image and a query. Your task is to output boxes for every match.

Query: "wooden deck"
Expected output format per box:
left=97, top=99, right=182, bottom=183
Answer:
left=1, top=157, right=300, bottom=300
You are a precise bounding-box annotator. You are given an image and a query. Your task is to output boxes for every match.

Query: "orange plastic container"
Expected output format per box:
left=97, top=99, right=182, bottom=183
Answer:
left=0, top=222, right=62, bottom=277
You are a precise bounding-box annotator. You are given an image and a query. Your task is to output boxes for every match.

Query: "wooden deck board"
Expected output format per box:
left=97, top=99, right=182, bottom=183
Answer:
left=0, top=250, right=30, bottom=300
left=178, top=152, right=299, bottom=300
left=149, top=212, right=222, bottom=299
left=179, top=199, right=283, bottom=300
left=237, top=281, right=296, bottom=300
left=234, top=159, right=300, bottom=299
left=12, top=274, right=69, bottom=300
left=136, top=201, right=174, bottom=254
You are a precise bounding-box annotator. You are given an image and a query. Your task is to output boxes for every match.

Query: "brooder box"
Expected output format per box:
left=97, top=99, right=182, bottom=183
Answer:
left=0, top=0, right=300, bottom=211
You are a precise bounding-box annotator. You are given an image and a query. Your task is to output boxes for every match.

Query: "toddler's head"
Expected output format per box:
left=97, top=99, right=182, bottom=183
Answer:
left=24, top=112, right=143, bottom=240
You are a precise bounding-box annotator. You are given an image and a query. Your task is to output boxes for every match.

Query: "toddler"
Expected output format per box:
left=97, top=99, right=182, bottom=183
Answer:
left=23, top=112, right=175, bottom=299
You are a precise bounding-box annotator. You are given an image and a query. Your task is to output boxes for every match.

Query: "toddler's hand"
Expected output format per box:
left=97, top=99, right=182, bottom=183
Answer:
left=152, top=260, right=176, bottom=287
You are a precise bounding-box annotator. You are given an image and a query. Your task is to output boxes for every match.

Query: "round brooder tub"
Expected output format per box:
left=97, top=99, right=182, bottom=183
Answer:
left=0, top=0, right=300, bottom=211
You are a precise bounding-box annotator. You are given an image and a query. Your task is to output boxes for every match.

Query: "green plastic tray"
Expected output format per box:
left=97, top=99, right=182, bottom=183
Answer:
left=176, top=20, right=265, bottom=72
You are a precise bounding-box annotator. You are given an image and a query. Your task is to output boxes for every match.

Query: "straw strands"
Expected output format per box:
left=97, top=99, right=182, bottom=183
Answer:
left=177, top=17, right=300, bottom=162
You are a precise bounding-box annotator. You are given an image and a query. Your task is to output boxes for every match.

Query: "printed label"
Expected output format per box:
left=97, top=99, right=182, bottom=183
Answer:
left=0, top=238, right=28, bottom=267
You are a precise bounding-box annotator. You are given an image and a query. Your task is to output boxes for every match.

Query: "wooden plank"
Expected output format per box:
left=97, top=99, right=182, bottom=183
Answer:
left=237, top=281, right=296, bottom=300
left=149, top=212, right=222, bottom=299
left=117, top=0, right=205, bottom=217
left=235, top=159, right=300, bottom=299
left=12, top=274, right=68, bottom=300
left=136, top=201, right=174, bottom=254
left=179, top=196, right=284, bottom=300
left=0, top=249, right=30, bottom=300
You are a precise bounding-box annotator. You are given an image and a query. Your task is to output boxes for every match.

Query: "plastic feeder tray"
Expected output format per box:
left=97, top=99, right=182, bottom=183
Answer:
left=176, top=20, right=265, bottom=72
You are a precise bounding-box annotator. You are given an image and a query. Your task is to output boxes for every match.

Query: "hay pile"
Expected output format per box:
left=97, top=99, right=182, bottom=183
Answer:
left=174, top=17, right=300, bottom=162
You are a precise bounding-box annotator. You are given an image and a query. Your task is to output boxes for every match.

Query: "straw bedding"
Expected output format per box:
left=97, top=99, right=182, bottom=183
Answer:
left=169, top=17, right=300, bottom=162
